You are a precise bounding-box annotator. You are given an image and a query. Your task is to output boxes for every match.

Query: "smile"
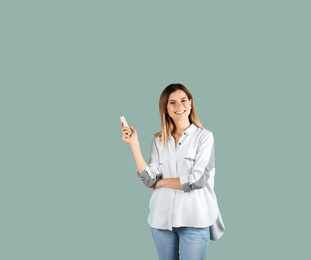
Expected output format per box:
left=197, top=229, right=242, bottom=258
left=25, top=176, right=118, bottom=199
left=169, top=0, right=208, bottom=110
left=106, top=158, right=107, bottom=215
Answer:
left=174, top=110, right=186, bottom=115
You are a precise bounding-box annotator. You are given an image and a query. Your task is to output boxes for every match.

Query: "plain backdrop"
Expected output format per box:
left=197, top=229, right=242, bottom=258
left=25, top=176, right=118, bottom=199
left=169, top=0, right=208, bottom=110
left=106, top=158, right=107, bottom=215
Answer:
left=1, top=1, right=310, bottom=259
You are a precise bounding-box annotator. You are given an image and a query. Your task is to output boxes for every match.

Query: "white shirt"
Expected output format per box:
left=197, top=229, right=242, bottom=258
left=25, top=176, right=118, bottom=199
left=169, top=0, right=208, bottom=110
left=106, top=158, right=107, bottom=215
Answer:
left=138, top=124, right=221, bottom=231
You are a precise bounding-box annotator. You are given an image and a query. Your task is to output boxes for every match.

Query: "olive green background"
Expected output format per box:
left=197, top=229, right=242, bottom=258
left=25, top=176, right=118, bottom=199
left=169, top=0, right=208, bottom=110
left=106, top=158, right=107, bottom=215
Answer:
left=1, top=1, right=310, bottom=259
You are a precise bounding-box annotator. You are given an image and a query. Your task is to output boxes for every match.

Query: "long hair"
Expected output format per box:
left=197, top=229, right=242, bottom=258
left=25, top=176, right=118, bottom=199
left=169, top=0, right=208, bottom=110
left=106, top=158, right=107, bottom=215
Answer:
left=155, top=83, right=203, bottom=145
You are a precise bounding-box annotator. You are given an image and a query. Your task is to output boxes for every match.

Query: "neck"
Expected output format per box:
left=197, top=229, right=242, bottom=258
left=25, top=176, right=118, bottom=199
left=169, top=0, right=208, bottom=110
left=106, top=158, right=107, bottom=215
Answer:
left=173, top=120, right=191, bottom=135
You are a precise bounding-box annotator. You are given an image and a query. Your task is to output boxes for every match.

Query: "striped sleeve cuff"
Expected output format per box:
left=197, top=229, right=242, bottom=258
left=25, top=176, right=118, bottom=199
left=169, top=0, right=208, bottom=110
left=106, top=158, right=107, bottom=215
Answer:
left=180, top=168, right=211, bottom=193
left=138, top=168, right=162, bottom=187
left=180, top=175, right=191, bottom=193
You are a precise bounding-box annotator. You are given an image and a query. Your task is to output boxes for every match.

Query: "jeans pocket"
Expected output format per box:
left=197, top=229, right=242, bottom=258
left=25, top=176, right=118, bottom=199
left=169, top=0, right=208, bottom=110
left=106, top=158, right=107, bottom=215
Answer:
left=197, top=227, right=210, bottom=240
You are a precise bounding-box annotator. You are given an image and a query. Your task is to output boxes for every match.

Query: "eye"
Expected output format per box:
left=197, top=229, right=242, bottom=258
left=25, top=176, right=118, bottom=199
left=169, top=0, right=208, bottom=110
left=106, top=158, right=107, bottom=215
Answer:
left=169, top=101, right=175, bottom=105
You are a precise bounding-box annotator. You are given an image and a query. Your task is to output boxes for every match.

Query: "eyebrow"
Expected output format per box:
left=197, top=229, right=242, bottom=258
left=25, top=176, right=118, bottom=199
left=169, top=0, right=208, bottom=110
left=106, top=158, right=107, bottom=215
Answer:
left=168, top=96, right=188, bottom=102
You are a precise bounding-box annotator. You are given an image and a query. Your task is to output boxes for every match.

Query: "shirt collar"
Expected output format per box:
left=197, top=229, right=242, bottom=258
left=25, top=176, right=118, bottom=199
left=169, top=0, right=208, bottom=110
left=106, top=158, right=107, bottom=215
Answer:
left=168, top=123, right=198, bottom=141
left=184, top=123, right=198, bottom=136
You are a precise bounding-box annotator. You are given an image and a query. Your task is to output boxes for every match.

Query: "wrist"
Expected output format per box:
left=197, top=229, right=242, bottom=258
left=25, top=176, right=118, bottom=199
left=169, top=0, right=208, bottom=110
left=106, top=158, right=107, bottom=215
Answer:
left=156, top=179, right=163, bottom=189
left=129, top=140, right=140, bottom=148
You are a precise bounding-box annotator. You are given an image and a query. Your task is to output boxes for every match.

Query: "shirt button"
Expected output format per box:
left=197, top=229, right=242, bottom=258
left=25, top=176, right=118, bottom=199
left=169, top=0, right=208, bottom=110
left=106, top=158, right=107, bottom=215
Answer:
left=179, top=143, right=181, bottom=145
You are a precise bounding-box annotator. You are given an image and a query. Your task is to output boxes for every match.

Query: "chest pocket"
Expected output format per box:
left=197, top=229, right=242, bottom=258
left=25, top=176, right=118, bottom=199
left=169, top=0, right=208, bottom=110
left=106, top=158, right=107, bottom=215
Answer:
left=183, top=157, right=195, bottom=172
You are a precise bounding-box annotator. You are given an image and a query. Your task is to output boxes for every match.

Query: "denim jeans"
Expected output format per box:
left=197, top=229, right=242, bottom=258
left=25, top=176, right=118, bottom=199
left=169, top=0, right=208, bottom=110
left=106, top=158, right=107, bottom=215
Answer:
left=151, top=227, right=210, bottom=260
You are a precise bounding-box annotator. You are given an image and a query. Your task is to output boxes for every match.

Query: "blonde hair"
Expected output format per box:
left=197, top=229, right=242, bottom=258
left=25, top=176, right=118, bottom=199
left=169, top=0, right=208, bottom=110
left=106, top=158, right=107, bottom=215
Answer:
left=155, top=83, right=203, bottom=145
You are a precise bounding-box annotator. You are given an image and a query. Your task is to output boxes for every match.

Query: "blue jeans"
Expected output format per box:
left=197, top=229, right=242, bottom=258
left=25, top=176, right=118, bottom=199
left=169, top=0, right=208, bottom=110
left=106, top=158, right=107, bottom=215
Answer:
left=151, top=227, right=210, bottom=260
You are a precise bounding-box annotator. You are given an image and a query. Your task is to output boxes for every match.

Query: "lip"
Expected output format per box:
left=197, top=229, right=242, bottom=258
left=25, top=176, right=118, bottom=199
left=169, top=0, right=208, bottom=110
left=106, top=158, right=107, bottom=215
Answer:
left=174, top=110, right=186, bottom=115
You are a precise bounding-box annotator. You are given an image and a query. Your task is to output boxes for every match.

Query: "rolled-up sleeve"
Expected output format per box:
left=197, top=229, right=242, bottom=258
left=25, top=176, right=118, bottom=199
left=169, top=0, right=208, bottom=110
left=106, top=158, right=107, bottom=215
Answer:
left=138, top=138, right=162, bottom=187
left=179, top=131, right=215, bottom=192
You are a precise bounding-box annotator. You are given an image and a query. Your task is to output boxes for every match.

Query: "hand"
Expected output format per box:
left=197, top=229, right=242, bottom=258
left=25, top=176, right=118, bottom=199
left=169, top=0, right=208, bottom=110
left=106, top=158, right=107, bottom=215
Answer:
left=154, top=178, right=182, bottom=190
left=120, top=123, right=138, bottom=145
left=154, top=179, right=163, bottom=189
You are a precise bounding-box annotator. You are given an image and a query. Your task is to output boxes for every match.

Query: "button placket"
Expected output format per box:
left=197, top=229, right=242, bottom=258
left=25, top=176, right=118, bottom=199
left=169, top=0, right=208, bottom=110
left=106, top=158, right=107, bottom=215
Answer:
left=178, top=132, right=187, bottom=147
left=168, top=136, right=177, bottom=177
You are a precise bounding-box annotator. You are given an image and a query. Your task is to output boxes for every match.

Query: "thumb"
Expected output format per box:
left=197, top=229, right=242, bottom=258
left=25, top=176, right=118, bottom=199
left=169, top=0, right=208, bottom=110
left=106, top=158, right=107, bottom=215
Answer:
left=129, top=124, right=135, bottom=133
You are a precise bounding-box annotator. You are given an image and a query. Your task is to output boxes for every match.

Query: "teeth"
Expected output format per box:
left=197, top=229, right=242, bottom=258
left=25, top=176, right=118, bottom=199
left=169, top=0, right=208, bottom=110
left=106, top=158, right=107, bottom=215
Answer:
left=175, top=111, right=185, bottom=115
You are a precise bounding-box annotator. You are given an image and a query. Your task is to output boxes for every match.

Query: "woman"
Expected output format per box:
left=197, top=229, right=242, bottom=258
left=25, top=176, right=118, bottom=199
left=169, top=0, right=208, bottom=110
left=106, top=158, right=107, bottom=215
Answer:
left=120, top=83, right=225, bottom=260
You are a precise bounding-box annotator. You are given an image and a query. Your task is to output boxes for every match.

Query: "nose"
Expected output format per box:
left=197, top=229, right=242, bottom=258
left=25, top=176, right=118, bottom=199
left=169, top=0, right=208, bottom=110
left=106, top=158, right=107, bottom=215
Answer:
left=175, top=102, right=182, bottom=108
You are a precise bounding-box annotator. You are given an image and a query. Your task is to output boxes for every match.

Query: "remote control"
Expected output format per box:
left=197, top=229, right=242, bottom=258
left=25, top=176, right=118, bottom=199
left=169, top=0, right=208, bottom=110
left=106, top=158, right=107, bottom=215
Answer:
left=120, top=115, right=132, bottom=136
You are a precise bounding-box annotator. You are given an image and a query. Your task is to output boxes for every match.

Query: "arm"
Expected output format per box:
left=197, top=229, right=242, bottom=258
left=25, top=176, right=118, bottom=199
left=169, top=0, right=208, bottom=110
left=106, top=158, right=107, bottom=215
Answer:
left=179, top=131, right=215, bottom=193
left=155, top=178, right=182, bottom=190
left=121, top=123, right=161, bottom=187
left=121, top=123, right=147, bottom=173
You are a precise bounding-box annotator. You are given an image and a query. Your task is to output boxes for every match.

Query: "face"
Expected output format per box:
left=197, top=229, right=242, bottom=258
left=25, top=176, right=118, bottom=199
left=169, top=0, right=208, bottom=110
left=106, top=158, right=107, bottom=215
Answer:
left=166, top=89, right=192, bottom=123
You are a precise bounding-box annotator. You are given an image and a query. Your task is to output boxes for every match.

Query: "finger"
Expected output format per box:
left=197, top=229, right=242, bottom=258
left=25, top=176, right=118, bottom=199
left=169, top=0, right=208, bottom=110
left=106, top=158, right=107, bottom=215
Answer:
left=122, top=128, right=130, bottom=135
left=122, top=134, right=130, bottom=139
left=128, top=124, right=134, bottom=131
left=122, top=136, right=130, bottom=142
left=122, top=131, right=130, bottom=137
